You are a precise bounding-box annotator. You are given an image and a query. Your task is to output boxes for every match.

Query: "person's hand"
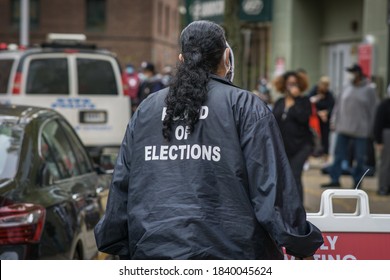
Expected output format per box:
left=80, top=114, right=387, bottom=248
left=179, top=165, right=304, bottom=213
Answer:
left=310, top=94, right=323, bottom=103
left=318, top=110, right=328, bottom=122
left=375, top=143, right=383, bottom=160
left=310, top=96, right=318, bottom=103
left=376, top=143, right=383, bottom=152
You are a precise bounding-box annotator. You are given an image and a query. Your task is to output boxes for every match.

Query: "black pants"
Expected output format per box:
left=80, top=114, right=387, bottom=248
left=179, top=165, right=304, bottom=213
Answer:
left=320, top=122, right=330, bottom=155
left=379, top=129, right=390, bottom=193
left=288, top=144, right=313, bottom=202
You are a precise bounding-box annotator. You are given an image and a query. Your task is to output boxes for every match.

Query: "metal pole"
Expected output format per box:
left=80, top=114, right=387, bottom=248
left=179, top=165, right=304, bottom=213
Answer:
left=242, top=29, right=252, bottom=90
left=387, top=29, right=390, bottom=91
left=20, top=0, right=29, bottom=47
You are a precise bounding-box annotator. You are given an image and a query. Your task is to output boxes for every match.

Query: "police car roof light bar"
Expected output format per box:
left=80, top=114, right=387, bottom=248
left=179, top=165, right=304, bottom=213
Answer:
left=46, top=33, right=87, bottom=43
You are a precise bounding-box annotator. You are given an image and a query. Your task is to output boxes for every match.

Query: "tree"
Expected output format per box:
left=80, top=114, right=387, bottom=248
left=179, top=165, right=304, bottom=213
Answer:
left=224, top=0, right=242, bottom=87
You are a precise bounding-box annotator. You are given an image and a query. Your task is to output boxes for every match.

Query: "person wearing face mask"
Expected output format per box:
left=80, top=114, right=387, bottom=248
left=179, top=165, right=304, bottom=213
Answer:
left=272, top=71, right=313, bottom=202
left=136, top=61, right=165, bottom=109
left=373, top=85, right=390, bottom=195
left=321, top=64, right=378, bottom=189
left=308, top=76, right=335, bottom=161
left=94, top=20, right=323, bottom=260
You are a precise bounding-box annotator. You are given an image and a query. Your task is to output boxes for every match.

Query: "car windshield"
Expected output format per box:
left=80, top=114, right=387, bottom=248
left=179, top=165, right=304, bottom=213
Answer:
left=0, top=119, right=23, bottom=182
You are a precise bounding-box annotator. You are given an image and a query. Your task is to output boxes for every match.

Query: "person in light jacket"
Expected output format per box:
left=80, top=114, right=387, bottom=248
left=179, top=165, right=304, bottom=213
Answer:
left=321, top=64, right=378, bottom=188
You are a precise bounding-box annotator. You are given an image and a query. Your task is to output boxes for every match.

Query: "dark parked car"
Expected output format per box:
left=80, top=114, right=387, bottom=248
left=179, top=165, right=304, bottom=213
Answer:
left=0, top=104, right=110, bottom=259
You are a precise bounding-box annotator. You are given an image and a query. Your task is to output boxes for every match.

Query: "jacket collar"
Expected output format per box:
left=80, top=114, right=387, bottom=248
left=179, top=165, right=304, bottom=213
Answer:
left=209, top=74, right=241, bottom=89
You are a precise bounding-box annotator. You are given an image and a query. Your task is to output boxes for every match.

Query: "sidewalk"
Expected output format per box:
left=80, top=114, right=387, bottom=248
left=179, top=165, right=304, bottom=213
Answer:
left=302, top=157, right=390, bottom=214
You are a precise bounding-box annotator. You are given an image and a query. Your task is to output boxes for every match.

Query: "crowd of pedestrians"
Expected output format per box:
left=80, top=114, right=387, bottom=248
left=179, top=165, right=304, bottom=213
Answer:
left=259, top=63, right=388, bottom=197
left=122, top=61, right=173, bottom=113
left=124, top=59, right=389, bottom=197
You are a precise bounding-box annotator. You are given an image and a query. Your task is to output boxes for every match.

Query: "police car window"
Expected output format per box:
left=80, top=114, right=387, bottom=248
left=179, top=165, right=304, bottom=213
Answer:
left=42, top=120, right=80, bottom=179
left=58, top=119, right=93, bottom=174
left=26, top=58, right=69, bottom=94
left=0, top=59, right=14, bottom=93
left=77, top=58, right=118, bottom=95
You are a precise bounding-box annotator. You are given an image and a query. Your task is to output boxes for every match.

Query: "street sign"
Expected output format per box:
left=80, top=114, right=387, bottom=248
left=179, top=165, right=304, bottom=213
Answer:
left=358, top=43, right=374, bottom=78
left=185, top=0, right=272, bottom=24
left=239, top=0, right=272, bottom=22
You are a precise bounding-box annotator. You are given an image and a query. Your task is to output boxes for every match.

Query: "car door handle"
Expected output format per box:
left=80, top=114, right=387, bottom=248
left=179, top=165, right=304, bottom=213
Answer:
left=72, top=192, right=96, bottom=201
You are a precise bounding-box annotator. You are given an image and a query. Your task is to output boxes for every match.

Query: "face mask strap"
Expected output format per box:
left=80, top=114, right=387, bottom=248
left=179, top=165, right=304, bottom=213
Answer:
left=225, top=41, right=235, bottom=82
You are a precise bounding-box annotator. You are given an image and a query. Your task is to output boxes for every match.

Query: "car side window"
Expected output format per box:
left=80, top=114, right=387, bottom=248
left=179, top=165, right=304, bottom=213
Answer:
left=40, top=136, right=62, bottom=182
left=58, top=119, right=94, bottom=174
left=26, top=58, right=69, bottom=94
left=77, top=58, right=118, bottom=95
left=41, top=120, right=80, bottom=179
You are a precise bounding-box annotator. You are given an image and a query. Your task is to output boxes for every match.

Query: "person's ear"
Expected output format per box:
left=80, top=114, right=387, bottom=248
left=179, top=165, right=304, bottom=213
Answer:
left=179, top=54, right=184, bottom=62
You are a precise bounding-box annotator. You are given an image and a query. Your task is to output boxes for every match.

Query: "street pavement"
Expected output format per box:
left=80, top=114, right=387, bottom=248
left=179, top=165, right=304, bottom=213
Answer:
left=303, top=157, right=390, bottom=214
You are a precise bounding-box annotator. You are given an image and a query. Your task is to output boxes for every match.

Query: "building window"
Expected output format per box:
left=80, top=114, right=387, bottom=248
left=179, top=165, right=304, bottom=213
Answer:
left=172, top=9, right=177, bottom=36
left=10, top=0, right=40, bottom=29
left=165, top=5, right=170, bottom=37
left=86, top=0, right=106, bottom=31
left=157, top=1, right=163, bottom=35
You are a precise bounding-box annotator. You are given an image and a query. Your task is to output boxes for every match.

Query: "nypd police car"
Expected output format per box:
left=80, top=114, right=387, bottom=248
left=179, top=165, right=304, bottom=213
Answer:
left=0, top=34, right=130, bottom=163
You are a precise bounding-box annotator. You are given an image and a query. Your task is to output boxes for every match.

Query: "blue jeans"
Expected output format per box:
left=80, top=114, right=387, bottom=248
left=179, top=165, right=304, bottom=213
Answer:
left=330, top=133, right=368, bottom=186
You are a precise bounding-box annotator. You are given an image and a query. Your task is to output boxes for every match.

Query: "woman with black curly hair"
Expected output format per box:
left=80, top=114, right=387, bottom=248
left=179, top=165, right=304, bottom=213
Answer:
left=95, top=20, right=323, bottom=260
left=272, top=71, right=313, bottom=202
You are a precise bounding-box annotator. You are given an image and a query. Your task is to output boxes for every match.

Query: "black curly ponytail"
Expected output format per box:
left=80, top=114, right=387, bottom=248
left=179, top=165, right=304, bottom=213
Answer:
left=162, top=21, right=227, bottom=141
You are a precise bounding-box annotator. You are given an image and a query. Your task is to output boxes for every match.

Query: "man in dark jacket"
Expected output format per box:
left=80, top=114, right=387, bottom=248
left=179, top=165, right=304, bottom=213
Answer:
left=374, top=85, right=390, bottom=195
left=94, top=20, right=323, bottom=260
left=137, top=61, right=164, bottom=103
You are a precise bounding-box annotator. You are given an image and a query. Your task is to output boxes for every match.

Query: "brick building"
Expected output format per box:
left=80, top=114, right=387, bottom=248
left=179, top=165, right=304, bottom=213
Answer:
left=0, top=0, right=181, bottom=72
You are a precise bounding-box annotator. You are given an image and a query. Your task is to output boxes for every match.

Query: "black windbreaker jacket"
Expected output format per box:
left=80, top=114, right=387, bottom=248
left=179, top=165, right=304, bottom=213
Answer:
left=94, top=75, right=323, bottom=259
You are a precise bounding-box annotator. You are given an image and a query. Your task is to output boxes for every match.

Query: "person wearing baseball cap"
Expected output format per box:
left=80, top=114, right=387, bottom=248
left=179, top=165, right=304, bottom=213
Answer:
left=346, top=63, right=363, bottom=74
left=322, top=63, right=378, bottom=189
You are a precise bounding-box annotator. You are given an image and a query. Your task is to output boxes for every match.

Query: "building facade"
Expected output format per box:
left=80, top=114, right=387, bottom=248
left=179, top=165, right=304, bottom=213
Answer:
left=0, top=0, right=181, bottom=72
left=271, top=0, right=389, bottom=97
